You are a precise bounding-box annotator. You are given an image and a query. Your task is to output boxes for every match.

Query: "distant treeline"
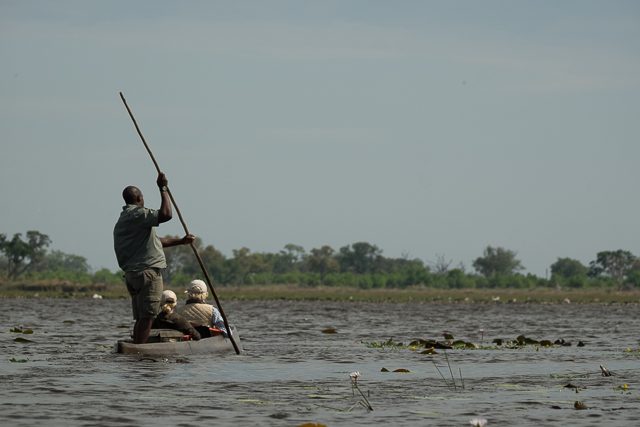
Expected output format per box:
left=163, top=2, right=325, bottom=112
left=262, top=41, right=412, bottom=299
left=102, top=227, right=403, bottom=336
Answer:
left=1, top=230, right=639, bottom=290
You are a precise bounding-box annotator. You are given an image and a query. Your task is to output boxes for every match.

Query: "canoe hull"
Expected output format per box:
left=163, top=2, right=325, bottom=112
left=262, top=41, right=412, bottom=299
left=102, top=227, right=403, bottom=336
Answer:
left=116, top=326, right=241, bottom=356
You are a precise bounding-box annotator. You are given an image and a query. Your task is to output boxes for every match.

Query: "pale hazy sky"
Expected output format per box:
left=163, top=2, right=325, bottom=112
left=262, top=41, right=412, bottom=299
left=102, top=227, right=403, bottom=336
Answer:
left=2, top=0, right=639, bottom=276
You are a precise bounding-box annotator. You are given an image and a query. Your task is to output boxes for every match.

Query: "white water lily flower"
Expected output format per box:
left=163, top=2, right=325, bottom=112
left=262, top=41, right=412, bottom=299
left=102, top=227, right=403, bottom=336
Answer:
left=469, top=418, right=487, bottom=427
left=349, top=371, right=361, bottom=382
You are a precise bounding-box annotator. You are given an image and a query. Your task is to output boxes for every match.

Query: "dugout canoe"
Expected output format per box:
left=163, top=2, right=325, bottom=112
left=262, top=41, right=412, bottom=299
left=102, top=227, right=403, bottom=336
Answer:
left=116, top=326, right=242, bottom=356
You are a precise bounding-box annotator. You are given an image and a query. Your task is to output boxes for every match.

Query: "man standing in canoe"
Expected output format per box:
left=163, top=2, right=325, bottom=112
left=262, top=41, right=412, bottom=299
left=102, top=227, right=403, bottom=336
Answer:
left=113, top=172, right=195, bottom=344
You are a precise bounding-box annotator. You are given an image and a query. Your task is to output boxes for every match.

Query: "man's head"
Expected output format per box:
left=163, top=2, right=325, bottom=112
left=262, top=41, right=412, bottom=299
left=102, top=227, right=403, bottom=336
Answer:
left=122, top=186, right=144, bottom=206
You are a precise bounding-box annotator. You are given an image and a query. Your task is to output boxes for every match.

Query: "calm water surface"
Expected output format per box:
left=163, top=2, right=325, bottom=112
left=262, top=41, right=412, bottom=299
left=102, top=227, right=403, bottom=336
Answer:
left=0, top=298, right=638, bottom=426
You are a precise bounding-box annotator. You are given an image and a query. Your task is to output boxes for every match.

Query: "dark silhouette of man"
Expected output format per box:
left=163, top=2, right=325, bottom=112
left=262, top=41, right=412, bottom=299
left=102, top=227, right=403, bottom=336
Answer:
left=113, top=172, right=194, bottom=343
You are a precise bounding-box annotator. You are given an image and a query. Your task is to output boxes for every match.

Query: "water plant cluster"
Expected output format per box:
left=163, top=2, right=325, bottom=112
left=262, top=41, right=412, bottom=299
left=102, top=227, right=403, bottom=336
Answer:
left=9, top=325, right=34, bottom=344
left=365, top=332, right=586, bottom=353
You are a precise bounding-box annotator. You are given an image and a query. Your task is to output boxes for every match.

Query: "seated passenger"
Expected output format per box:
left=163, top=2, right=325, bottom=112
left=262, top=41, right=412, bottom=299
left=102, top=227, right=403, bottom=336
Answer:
left=177, top=279, right=229, bottom=337
left=152, top=290, right=201, bottom=340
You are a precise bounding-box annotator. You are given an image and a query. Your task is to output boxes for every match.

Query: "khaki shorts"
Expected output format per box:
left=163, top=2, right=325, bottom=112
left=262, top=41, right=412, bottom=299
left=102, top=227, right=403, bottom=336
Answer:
left=125, top=268, right=163, bottom=320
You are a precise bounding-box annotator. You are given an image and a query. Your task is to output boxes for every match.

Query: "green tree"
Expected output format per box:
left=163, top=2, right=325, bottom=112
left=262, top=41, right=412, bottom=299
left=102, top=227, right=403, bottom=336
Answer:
left=550, top=257, right=588, bottom=279
left=306, top=245, right=339, bottom=281
left=588, top=250, right=637, bottom=289
left=0, top=231, right=51, bottom=279
left=226, top=247, right=271, bottom=284
left=273, top=244, right=306, bottom=274
left=550, top=257, right=588, bottom=288
left=625, top=260, right=640, bottom=288
left=199, top=244, right=227, bottom=284
left=92, top=268, right=122, bottom=285
left=445, top=268, right=474, bottom=288
left=39, top=250, right=90, bottom=274
left=472, top=246, right=523, bottom=278
left=163, top=234, right=197, bottom=283
left=337, top=242, right=383, bottom=274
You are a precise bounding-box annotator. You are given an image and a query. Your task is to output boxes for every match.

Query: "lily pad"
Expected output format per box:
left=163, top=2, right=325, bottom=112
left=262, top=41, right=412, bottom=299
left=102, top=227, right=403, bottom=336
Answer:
left=14, top=337, right=33, bottom=343
left=452, top=340, right=478, bottom=349
left=10, top=327, right=33, bottom=334
left=574, top=401, right=587, bottom=410
left=9, top=358, right=28, bottom=363
left=269, top=412, right=289, bottom=419
left=321, top=327, right=337, bottom=334
left=393, top=368, right=410, bottom=373
left=364, top=338, right=406, bottom=349
left=516, top=335, right=539, bottom=346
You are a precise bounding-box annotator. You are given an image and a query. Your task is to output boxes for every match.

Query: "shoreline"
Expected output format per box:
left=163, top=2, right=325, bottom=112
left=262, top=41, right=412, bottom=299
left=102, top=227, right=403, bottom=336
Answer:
left=1, top=282, right=638, bottom=303
left=217, top=285, right=640, bottom=303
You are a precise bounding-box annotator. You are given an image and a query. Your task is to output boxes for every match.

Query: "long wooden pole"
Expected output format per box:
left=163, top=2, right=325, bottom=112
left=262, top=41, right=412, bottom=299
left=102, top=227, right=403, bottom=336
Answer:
left=119, top=91, right=240, bottom=355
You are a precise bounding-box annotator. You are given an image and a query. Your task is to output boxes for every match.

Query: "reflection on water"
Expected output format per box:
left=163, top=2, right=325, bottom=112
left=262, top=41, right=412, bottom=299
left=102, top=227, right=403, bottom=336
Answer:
left=0, top=298, right=638, bottom=426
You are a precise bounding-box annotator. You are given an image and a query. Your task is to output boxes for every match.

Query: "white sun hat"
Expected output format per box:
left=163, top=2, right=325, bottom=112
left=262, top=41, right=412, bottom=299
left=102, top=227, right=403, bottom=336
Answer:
left=161, top=289, right=177, bottom=304
left=186, top=279, right=208, bottom=295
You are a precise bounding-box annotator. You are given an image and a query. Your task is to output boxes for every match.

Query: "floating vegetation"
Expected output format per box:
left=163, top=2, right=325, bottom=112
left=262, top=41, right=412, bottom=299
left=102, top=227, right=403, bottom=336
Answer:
left=9, top=357, right=28, bottom=363
left=563, top=383, right=583, bottom=393
left=408, top=339, right=452, bottom=350
left=615, top=383, right=630, bottom=392
left=574, top=401, right=587, bottom=410
left=269, top=412, right=289, bottom=419
left=297, top=423, right=327, bottom=427
left=452, top=340, right=478, bottom=349
left=321, top=327, right=337, bottom=334
left=364, top=338, right=408, bottom=349
left=550, top=372, right=591, bottom=380
left=14, top=337, right=33, bottom=343
left=380, top=367, right=389, bottom=372
left=393, top=368, right=410, bottom=373
left=10, top=327, right=33, bottom=334
left=367, top=332, right=587, bottom=355
left=63, top=320, right=75, bottom=325
left=492, top=335, right=577, bottom=349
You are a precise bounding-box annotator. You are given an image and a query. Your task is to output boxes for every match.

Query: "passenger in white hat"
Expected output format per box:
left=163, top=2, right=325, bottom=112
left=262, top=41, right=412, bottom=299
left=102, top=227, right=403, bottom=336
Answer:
left=152, top=289, right=201, bottom=340
left=176, top=279, right=228, bottom=337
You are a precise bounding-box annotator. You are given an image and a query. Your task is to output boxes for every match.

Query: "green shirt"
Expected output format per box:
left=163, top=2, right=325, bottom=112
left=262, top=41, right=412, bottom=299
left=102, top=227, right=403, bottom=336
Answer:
left=113, top=205, right=166, bottom=272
